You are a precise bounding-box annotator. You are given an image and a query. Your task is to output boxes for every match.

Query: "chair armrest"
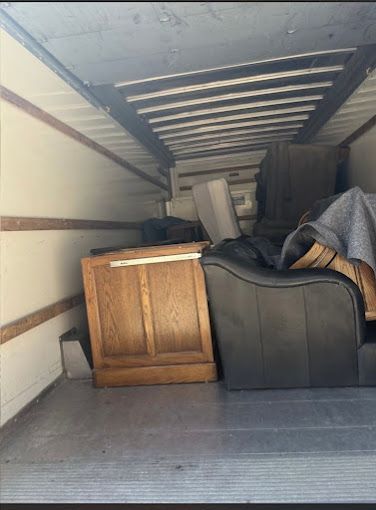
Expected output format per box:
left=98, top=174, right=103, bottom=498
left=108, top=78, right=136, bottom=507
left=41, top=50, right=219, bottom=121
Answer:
left=201, top=253, right=366, bottom=347
left=202, top=253, right=365, bottom=295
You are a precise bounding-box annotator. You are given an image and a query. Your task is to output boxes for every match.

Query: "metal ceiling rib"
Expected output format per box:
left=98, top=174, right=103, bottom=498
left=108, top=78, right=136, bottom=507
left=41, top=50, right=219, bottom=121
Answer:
left=148, top=95, right=324, bottom=124
left=313, top=68, right=376, bottom=146
left=116, top=49, right=356, bottom=161
left=170, top=129, right=300, bottom=146
left=126, top=66, right=344, bottom=102
left=115, top=49, right=355, bottom=88
left=136, top=81, right=333, bottom=114
left=153, top=105, right=318, bottom=132
left=166, top=124, right=305, bottom=146
left=173, top=136, right=294, bottom=155
left=160, top=115, right=312, bottom=139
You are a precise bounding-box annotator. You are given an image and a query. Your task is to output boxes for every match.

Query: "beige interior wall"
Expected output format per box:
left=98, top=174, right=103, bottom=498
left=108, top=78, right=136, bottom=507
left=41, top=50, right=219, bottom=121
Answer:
left=0, top=307, right=87, bottom=425
left=0, top=30, right=162, bottom=426
left=347, top=125, right=376, bottom=193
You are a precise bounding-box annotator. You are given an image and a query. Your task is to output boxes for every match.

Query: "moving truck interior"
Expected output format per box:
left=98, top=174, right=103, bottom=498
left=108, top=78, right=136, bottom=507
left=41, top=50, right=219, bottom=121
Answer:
left=1, top=1, right=376, bottom=505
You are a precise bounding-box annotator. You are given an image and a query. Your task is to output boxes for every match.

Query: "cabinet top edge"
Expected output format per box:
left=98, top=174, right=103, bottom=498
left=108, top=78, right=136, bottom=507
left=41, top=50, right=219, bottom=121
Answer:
left=81, top=241, right=211, bottom=267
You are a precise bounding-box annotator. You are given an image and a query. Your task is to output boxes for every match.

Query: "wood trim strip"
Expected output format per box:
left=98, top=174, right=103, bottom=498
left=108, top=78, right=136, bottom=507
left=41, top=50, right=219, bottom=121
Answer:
left=339, top=114, right=376, bottom=147
left=94, top=363, right=217, bottom=387
left=0, top=85, right=168, bottom=191
left=80, top=258, right=104, bottom=367
left=138, top=265, right=156, bottom=357
left=179, top=163, right=259, bottom=178
left=0, top=294, right=84, bottom=344
left=179, top=177, right=256, bottom=191
left=1, top=216, right=142, bottom=231
left=101, top=350, right=207, bottom=368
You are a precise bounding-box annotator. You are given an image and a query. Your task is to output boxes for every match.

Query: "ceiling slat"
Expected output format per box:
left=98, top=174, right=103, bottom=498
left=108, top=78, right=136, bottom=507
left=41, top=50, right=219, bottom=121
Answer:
left=136, top=82, right=333, bottom=114
left=154, top=105, right=316, bottom=132
left=148, top=95, right=323, bottom=124
left=127, top=66, right=344, bottom=102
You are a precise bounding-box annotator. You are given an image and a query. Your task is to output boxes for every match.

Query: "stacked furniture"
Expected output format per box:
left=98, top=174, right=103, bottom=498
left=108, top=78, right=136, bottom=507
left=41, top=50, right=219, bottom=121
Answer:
left=193, top=175, right=376, bottom=389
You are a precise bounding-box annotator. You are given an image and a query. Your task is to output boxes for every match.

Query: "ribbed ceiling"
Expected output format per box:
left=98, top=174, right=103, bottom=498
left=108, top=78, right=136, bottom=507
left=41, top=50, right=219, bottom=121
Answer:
left=117, top=49, right=355, bottom=160
left=313, top=68, right=376, bottom=145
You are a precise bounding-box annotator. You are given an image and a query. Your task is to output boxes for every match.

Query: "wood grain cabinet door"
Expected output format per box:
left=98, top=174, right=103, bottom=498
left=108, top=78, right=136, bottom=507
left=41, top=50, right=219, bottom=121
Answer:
left=82, top=252, right=214, bottom=370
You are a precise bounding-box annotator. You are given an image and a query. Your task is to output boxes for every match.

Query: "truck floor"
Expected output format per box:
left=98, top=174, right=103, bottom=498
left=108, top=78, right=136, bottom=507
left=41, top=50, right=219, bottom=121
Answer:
left=1, top=379, right=376, bottom=503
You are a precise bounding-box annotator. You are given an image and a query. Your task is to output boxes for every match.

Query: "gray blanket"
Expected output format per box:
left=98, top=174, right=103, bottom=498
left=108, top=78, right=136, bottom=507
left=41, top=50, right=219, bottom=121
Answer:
left=278, top=187, right=376, bottom=276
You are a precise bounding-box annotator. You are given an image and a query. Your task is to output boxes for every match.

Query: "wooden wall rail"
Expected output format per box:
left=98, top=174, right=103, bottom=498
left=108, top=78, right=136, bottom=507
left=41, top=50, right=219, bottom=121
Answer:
left=0, top=85, right=168, bottom=191
left=0, top=294, right=84, bottom=344
left=1, top=216, right=142, bottom=231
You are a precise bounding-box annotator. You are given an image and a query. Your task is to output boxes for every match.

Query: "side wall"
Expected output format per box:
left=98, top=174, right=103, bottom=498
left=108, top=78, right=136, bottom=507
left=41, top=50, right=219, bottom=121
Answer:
left=347, top=125, right=376, bottom=192
left=0, top=30, right=162, bottom=426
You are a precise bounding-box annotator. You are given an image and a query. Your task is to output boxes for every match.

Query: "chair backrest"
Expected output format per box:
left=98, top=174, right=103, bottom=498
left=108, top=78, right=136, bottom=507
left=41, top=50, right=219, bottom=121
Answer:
left=256, top=142, right=339, bottom=225
left=201, top=254, right=364, bottom=389
left=192, top=178, right=241, bottom=245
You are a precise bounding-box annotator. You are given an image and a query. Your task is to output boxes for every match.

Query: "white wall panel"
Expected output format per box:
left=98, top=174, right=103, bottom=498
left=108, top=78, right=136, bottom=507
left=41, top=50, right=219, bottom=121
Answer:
left=0, top=307, right=86, bottom=427
left=347, top=125, right=376, bottom=193
left=0, top=100, right=160, bottom=220
left=0, top=28, right=165, bottom=180
left=0, top=29, right=158, bottom=426
left=0, top=230, right=140, bottom=324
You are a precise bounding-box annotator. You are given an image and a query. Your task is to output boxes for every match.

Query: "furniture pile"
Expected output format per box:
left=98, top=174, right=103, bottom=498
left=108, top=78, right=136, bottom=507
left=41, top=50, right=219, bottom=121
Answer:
left=194, top=142, right=376, bottom=390
left=81, top=141, right=376, bottom=391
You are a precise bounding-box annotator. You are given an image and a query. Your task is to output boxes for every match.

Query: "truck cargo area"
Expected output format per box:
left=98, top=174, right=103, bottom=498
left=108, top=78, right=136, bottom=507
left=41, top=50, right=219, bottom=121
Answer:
left=1, top=2, right=376, bottom=506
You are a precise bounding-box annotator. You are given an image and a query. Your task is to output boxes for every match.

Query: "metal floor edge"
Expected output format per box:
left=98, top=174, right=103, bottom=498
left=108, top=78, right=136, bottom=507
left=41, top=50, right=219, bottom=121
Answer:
left=2, top=380, right=376, bottom=503
left=2, top=452, right=376, bottom=503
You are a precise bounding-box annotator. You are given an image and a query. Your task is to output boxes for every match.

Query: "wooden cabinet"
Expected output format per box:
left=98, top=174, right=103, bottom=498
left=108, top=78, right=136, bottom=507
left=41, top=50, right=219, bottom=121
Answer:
left=81, top=242, right=217, bottom=387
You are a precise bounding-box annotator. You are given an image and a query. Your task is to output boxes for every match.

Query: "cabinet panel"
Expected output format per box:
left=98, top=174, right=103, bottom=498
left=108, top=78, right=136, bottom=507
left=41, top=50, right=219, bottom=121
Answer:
left=93, top=264, right=147, bottom=356
left=146, top=260, right=202, bottom=354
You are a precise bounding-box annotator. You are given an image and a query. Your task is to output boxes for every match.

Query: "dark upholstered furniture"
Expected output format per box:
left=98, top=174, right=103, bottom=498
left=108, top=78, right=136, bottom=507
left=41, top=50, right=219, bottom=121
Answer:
left=201, top=242, right=376, bottom=390
left=253, top=142, right=340, bottom=244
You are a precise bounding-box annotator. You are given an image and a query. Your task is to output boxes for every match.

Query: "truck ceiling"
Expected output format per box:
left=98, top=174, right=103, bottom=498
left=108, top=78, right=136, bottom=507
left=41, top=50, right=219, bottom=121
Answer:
left=1, top=2, right=375, bottom=164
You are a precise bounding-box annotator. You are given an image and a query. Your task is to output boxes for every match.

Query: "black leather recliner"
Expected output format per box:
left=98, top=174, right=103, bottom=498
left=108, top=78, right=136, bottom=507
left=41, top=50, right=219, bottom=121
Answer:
left=201, top=240, right=376, bottom=390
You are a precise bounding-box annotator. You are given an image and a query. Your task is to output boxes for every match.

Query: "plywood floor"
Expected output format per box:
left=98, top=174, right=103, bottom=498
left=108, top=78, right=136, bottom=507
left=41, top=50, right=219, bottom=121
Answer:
left=1, top=379, right=376, bottom=503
